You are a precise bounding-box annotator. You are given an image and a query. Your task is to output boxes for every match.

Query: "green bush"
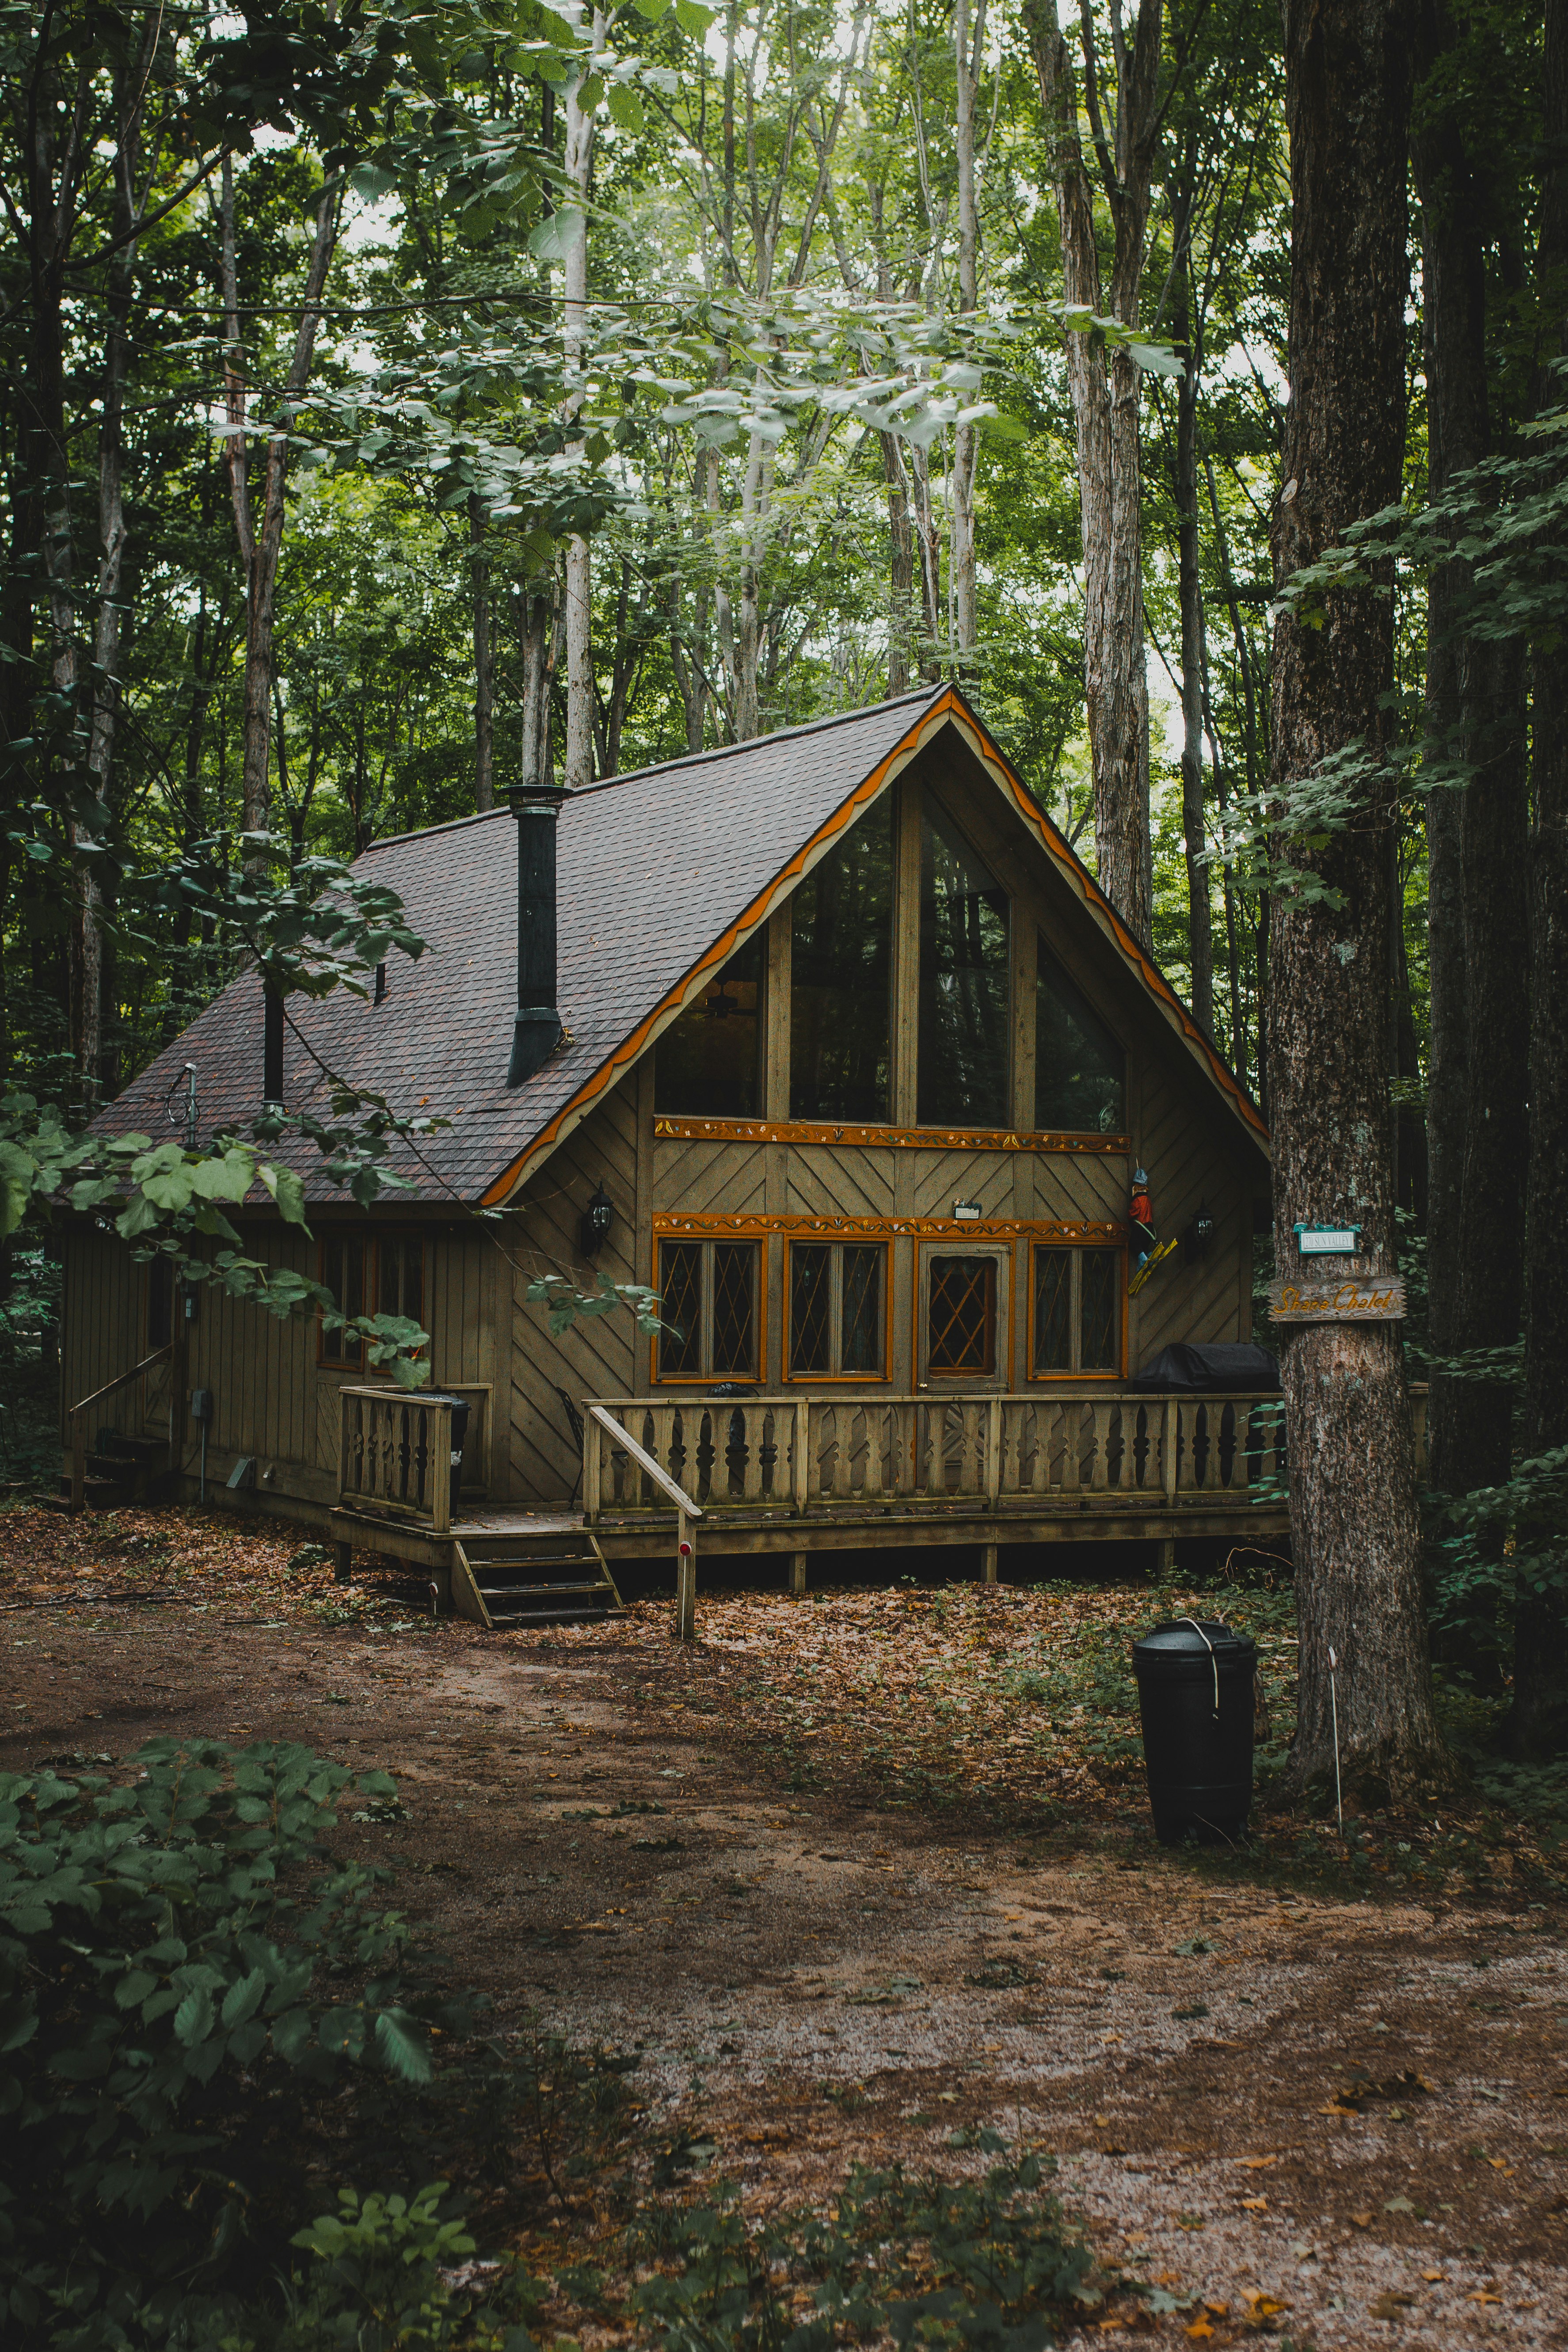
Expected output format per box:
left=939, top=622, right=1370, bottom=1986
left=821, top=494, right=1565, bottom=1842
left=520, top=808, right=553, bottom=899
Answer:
left=627, top=2145, right=1097, bottom=2351
left=0, top=1739, right=471, bottom=2350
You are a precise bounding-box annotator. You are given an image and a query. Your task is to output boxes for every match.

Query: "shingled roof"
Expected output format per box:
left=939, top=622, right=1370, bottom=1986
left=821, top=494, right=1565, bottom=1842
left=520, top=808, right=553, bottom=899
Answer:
left=98, top=684, right=1266, bottom=1207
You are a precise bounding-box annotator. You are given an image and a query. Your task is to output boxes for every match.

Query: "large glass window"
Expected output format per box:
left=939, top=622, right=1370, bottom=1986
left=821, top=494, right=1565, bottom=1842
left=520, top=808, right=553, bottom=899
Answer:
left=1031, top=1245, right=1123, bottom=1375
left=1035, top=946, right=1126, bottom=1134
left=655, top=1239, right=761, bottom=1381
left=788, top=1241, right=886, bottom=1378
left=655, top=935, right=763, bottom=1117
left=790, top=796, right=894, bottom=1120
left=918, top=795, right=1010, bottom=1127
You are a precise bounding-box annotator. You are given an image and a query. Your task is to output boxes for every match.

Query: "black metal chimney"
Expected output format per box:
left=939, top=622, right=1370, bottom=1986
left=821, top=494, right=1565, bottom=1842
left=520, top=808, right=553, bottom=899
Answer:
left=506, top=778, right=568, bottom=1087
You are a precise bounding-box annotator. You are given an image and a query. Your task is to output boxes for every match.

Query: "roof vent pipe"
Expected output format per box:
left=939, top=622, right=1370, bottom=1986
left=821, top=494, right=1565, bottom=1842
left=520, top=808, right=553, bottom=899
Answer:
left=263, top=982, right=284, bottom=1107
left=506, top=778, right=568, bottom=1087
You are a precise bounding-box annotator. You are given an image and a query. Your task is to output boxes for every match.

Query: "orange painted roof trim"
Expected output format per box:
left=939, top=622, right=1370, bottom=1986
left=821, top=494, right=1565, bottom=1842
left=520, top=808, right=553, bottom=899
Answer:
left=480, top=687, right=1265, bottom=1207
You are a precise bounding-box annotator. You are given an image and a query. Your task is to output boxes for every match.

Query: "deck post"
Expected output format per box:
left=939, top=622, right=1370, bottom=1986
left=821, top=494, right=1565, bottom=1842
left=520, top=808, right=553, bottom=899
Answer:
left=792, top=1401, right=811, bottom=1513
left=675, top=1508, right=696, bottom=1640
left=582, top=1409, right=602, bottom=1519
left=334, top=1540, right=353, bottom=1584
left=1161, top=1398, right=1178, bottom=1499
left=1155, top=1535, right=1176, bottom=1573
left=789, top=1550, right=807, bottom=1596
left=981, top=1542, right=998, bottom=1584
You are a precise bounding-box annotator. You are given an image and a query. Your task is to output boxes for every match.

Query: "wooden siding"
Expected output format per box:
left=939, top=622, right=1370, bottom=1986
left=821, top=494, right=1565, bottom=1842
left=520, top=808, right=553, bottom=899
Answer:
left=652, top=1132, right=767, bottom=1215
left=507, top=1080, right=639, bottom=1507
left=1128, top=1062, right=1250, bottom=1366
left=61, top=1230, right=143, bottom=1438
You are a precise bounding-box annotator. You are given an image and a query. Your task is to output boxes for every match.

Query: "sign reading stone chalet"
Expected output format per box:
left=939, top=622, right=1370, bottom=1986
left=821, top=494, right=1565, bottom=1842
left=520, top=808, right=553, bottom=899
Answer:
left=1267, top=1274, right=1407, bottom=1323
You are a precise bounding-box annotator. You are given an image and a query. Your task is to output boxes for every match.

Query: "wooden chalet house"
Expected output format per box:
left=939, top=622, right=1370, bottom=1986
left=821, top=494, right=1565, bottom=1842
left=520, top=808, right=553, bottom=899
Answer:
left=65, top=686, right=1295, bottom=1626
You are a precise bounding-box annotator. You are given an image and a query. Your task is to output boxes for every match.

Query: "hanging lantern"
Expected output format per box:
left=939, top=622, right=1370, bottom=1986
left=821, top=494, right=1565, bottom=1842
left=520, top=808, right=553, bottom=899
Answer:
left=581, top=1182, right=614, bottom=1260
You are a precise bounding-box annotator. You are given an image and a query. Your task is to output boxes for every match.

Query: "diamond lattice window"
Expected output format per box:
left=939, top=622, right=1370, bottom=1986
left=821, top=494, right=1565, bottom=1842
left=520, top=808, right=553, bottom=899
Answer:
left=927, top=1255, right=996, bottom=1375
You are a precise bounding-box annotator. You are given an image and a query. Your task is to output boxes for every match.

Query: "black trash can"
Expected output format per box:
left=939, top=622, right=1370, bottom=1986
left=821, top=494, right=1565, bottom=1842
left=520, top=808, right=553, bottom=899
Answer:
left=1131, top=1618, right=1256, bottom=1846
left=423, top=1392, right=472, bottom=1519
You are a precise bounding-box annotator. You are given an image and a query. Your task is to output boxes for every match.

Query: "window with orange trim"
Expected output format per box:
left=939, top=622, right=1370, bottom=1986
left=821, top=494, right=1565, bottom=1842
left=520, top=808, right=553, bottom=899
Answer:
left=786, top=1241, right=886, bottom=1378
left=318, top=1233, right=425, bottom=1370
left=655, top=1239, right=761, bottom=1381
left=1031, top=1243, right=1123, bottom=1375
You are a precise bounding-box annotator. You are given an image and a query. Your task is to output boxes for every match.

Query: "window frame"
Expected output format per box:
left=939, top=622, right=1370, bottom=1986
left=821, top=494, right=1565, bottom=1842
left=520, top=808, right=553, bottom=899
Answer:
left=915, top=1241, right=1012, bottom=1387
left=782, top=1238, right=891, bottom=1383
left=317, top=1232, right=426, bottom=1374
left=1027, top=1241, right=1127, bottom=1381
left=651, top=1237, right=766, bottom=1385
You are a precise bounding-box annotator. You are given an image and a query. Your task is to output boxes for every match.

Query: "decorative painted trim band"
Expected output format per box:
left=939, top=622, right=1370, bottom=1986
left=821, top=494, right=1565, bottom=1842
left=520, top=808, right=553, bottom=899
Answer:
left=652, top=1211, right=1127, bottom=1245
left=652, top=1116, right=1130, bottom=1155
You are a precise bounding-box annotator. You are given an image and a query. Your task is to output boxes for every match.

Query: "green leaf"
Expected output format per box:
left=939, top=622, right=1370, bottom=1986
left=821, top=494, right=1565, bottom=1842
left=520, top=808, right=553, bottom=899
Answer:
left=528, top=206, right=585, bottom=263
left=374, top=2008, right=432, bottom=2083
left=221, top=1969, right=267, bottom=2029
left=606, top=80, right=645, bottom=132
left=173, top=1986, right=215, bottom=2046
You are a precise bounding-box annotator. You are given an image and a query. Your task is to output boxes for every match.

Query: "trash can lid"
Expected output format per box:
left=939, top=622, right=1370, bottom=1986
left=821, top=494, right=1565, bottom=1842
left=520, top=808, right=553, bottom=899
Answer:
left=1133, top=1617, right=1256, bottom=1672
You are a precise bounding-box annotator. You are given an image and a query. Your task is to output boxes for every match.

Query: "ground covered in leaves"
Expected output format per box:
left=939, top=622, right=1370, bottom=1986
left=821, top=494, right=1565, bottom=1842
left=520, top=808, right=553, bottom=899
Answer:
left=4, top=1498, right=1568, bottom=2348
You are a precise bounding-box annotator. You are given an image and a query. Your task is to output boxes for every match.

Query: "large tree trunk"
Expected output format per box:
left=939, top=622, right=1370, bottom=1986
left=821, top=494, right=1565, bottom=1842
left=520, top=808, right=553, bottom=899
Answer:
left=1024, top=0, right=1157, bottom=953
left=1511, top=0, right=1568, bottom=1756
left=1413, top=0, right=1528, bottom=1514
left=221, top=160, right=340, bottom=851
left=1268, top=0, right=1446, bottom=1803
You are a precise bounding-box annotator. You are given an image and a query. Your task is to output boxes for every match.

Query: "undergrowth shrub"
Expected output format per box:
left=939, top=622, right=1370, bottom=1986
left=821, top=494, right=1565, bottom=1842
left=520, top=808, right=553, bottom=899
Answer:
left=0, top=1739, right=471, bottom=2349
left=627, top=2143, right=1097, bottom=2351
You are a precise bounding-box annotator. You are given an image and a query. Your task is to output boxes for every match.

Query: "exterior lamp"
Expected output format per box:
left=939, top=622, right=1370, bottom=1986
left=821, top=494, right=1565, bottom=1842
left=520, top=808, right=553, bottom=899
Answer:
left=1184, top=1202, right=1215, bottom=1265
left=707, top=977, right=736, bottom=1021
left=581, top=1182, right=613, bottom=1260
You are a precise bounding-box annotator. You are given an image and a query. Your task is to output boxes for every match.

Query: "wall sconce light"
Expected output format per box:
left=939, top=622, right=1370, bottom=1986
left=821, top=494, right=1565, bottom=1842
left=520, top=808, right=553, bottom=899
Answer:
left=706, top=976, right=736, bottom=1021
left=1184, top=1202, right=1215, bottom=1265
left=580, top=1182, right=613, bottom=1260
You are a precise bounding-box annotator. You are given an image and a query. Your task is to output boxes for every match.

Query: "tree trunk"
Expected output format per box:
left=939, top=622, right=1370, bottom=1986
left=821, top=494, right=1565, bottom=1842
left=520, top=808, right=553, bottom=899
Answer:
left=1413, top=0, right=1527, bottom=1509
left=881, top=433, right=916, bottom=695
left=1511, top=0, right=1568, bottom=1756
left=561, top=12, right=605, bottom=794
left=221, top=159, right=341, bottom=853
left=1268, top=0, right=1447, bottom=1804
left=469, top=495, right=495, bottom=811
left=1024, top=0, right=1157, bottom=953
left=1172, top=233, right=1213, bottom=1035
left=950, top=0, right=984, bottom=660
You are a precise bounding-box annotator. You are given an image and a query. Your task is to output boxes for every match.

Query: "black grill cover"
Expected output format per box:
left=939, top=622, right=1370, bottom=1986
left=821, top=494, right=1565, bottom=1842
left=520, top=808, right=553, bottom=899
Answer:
left=1132, top=1341, right=1280, bottom=1393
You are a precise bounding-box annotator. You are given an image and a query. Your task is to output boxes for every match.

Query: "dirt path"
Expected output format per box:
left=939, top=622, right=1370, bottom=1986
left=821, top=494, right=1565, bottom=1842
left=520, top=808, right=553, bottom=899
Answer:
left=3, top=1521, right=1566, bottom=2348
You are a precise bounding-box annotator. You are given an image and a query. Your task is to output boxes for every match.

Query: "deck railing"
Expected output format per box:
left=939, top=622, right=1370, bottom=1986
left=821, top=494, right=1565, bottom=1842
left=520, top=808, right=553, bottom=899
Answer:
left=339, top=1387, right=454, bottom=1533
left=583, top=1389, right=1308, bottom=1522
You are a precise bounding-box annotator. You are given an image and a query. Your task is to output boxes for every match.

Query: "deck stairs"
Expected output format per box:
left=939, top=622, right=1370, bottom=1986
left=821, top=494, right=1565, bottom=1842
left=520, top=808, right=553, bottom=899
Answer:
left=451, top=1521, right=624, bottom=1631
left=54, top=1432, right=168, bottom=1511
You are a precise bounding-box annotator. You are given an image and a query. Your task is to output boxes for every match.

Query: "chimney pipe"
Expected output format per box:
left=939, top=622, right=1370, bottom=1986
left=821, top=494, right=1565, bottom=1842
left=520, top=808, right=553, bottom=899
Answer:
left=506, top=778, right=568, bottom=1087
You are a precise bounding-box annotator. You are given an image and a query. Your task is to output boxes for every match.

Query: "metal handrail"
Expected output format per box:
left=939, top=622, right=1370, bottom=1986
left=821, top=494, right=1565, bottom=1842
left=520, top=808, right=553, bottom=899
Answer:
left=67, top=1345, right=174, bottom=1513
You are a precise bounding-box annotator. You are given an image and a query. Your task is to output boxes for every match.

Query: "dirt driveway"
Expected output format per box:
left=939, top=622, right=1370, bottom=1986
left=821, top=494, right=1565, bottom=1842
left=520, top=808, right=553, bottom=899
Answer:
left=3, top=1502, right=1566, bottom=2348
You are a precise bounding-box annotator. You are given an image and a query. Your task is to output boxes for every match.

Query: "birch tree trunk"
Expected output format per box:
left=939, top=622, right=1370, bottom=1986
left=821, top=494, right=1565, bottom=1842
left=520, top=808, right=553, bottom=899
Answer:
left=1024, top=0, right=1157, bottom=954
left=562, top=11, right=606, bottom=793
left=221, top=160, right=341, bottom=851
left=1268, top=0, right=1447, bottom=1802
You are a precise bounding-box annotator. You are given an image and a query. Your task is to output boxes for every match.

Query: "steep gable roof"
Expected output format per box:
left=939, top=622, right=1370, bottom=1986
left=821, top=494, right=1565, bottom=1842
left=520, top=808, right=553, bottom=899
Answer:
left=98, top=685, right=1265, bottom=1205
